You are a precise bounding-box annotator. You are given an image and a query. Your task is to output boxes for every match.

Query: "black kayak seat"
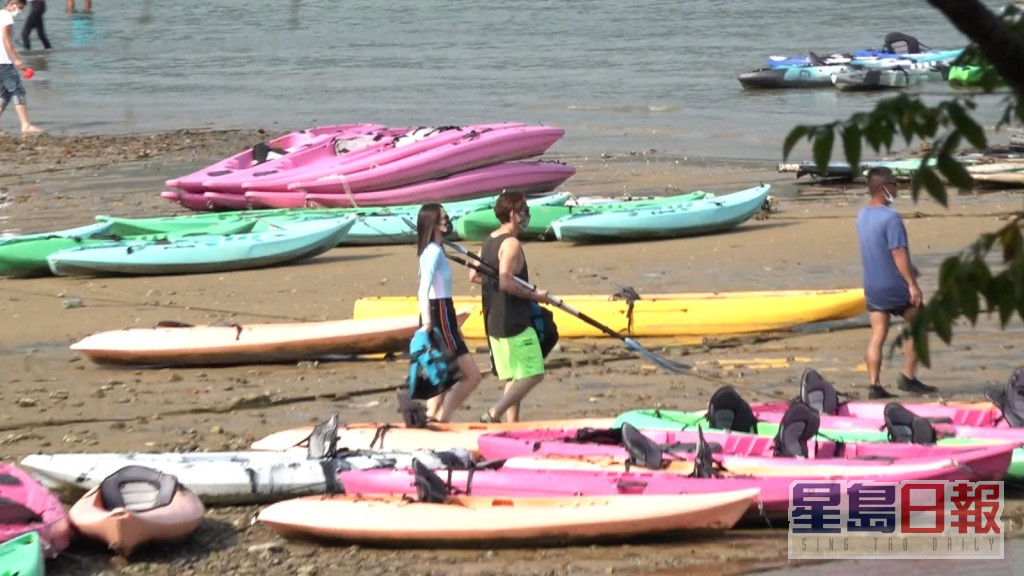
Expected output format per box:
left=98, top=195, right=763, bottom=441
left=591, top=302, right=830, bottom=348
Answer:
left=99, top=465, right=179, bottom=511
left=995, top=367, right=1024, bottom=428
left=412, top=458, right=449, bottom=504
left=884, top=32, right=921, bottom=54
left=800, top=368, right=840, bottom=415
left=306, top=413, right=340, bottom=460
left=707, top=386, right=757, bottom=433
left=689, top=426, right=720, bottom=479
left=883, top=403, right=937, bottom=444
left=773, top=401, right=821, bottom=457
left=621, top=423, right=665, bottom=470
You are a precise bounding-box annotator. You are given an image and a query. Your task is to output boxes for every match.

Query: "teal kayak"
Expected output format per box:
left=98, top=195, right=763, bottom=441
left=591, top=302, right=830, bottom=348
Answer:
left=551, top=185, right=770, bottom=243
left=0, top=531, right=44, bottom=576
left=0, top=218, right=259, bottom=278
left=615, top=408, right=1024, bottom=481
left=47, top=217, right=356, bottom=277
left=454, top=191, right=709, bottom=241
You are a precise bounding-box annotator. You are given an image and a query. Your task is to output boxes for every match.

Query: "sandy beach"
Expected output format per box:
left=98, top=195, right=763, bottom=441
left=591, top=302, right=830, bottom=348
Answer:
left=1, top=130, right=1023, bottom=575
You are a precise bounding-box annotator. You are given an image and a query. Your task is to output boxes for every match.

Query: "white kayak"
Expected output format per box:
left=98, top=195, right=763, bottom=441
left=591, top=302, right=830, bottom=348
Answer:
left=20, top=448, right=474, bottom=506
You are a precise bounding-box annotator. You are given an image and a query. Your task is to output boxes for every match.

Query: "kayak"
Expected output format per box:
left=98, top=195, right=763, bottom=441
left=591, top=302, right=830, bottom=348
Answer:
left=69, top=466, right=205, bottom=557
left=47, top=217, right=355, bottom=276
left=284, top=125, right=565, bottom=195
left=474, top=427, right=1012, bottom=481
left=948, top=64, right=999, bottom=87
left=69, top=311, right=455, bottom=367
left=454, top=191, right=709, bottom=241
left=249, top=417, right=617, bottom=455
left=550, top=185, right=770, bottom=243
left=0, top=532, right=44, bottom=576
left=352, top=287, right=867, bottom=339
left=0, top=464, right=71, bottom=558
left=0, top=218, right=258, bottom=278
left=738, top=65, right=845, bottom=89
left=165, top=123, right=386, bottom=193
left=20, top=448, right=474, bottom=505
left=254, top=489, right=758, bottom=546
left=832, top=63, right=947, bottom=91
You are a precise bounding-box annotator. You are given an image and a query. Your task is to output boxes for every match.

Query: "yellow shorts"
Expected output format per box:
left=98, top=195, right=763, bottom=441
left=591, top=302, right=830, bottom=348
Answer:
left=488, top=327, right=544, bottom=381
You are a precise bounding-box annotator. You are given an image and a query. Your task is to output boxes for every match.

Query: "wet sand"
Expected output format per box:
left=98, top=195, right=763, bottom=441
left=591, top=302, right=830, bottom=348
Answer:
left=1, top=131, right=1023, bottom=575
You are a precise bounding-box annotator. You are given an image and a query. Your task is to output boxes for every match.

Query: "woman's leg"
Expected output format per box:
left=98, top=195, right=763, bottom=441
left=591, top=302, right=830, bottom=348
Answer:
left=437, top=353, right=481, bottom=422
left=36, top=1, right=51, bottom=50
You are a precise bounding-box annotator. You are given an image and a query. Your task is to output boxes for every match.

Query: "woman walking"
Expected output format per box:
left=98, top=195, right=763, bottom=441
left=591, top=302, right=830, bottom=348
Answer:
left=20, top=0, right=48, bottom=51
left=415, top=203, right=481, bottom=421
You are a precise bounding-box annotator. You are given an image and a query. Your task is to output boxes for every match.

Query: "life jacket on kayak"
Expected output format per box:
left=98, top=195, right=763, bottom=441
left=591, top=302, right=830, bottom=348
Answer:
left=407, top=328, right=461, bottom=401
left=884, top=403, right=937, bottom=444
left=706, top=386, right=758, bottom=434
left=773, top=402, right=821, bottom=457
left=883, top=32, right=922, bottom=54
left=800, top=369, right=840, bottom=415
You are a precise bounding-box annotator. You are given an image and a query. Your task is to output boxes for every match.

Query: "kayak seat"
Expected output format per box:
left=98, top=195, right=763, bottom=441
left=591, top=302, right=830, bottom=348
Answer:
left=0, top=473, right=22, bottom=486
left=706, top=386, right=758, bottom=433
left=884, top=32, right=921, bottom=54
left=621, top=423, right=665, bottom=470
left=690, top=426, right=721, bottom=479
left=0, top=497, right=43, bottom=524
left=99, top=465, right=179, bottom=512
left=307, top=413, right=340, bottom=460
left=800, top=368, right=840, bottom=415
left=570, top=427, right=623, bottom=445
left=883, top=403, right=937, bottom=444
left=772, top=401, right=821, bottom=458
left=412, top=458, right=449, bottom=504
left=992, top=367, right=1024, bottom=428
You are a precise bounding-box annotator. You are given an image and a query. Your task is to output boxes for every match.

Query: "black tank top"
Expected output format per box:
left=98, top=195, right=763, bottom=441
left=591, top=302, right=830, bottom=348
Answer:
left=480, top=233, right=533, bottom=338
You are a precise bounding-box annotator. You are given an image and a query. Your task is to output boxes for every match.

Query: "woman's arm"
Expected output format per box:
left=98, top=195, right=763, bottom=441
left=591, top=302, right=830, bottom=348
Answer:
left=417, top=246, right=439, bottom=328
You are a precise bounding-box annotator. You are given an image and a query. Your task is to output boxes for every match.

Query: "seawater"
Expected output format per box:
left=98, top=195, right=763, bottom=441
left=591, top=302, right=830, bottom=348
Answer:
left=15, top=0, right=1013, bottom=160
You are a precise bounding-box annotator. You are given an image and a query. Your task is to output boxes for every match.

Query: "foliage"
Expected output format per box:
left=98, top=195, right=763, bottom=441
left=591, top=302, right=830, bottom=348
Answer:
left=781, top=2, right=1024, bottom=366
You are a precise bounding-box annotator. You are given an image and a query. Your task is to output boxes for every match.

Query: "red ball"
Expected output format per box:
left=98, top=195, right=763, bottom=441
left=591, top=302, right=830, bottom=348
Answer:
left=23, top=68, right=34, bottom=80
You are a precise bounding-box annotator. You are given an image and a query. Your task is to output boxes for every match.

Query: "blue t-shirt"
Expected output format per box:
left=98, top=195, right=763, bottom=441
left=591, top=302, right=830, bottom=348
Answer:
left=856, top=205, right=910, bottom=311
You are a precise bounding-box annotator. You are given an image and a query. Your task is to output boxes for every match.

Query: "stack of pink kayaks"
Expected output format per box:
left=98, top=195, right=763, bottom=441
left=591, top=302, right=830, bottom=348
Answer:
left=162, top=123, right=573, bottom=211
left=0, top=463, right=72, bottom=558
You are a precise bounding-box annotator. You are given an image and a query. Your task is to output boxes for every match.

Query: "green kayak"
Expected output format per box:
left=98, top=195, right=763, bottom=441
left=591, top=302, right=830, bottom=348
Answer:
left=615, top=409, right=1024, bottom=481
left=0, top=218, right=258, bottom=278
left=0, top=531, right=44, bottom=576
left=453, top=191, right=709, bottom=241
left=948, top=65, right=1000, bottom=87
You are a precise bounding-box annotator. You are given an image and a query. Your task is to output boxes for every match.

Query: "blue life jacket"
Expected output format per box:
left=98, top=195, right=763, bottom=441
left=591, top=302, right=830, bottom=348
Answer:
left=408, top=328, right=461, bottom=400
left=531, top=302, right=559, bottom=358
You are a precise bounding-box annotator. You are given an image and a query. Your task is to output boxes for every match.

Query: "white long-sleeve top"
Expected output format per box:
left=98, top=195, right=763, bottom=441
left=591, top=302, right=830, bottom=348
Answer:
left=418, top=242, right=453, bottom=325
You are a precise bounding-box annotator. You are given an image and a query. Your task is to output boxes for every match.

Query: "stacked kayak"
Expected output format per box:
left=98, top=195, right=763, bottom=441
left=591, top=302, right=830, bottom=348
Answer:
left=353, top=287, right=866, bottom=339
left=47, top=216, right=355, bottom=276
left=0, top=464, right=71, bottom=558
left=454, top=191, right=710, bottom=241
left=831, top=61, right=947, bottom=91
left=163, top=123, right=571, bottom=211
left=254, top=489, right=758, bottom=546
left=550, top=185, right=770, bottom=243
left=0, top=532, right=44, bottom=576
left=69, top=311, right=457, bottom=367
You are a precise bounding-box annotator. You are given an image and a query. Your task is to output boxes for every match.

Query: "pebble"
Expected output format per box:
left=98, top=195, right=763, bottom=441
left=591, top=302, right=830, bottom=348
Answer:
left=15, top=397, right=37, bottom=407
left=61, top=298, right=84, bottom=309
left=247, top=541, right=286, bottom=554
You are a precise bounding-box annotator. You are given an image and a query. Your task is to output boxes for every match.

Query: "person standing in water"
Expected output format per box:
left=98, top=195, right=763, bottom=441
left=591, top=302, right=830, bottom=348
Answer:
left=473, top=191, right=549, bottom=423
left=857, top=166, right=938, bottom=399
left=21, top=0, right=49, bottom=51
left=415, top=203, right=481, bottom=422
left=65, top=0, right=89, bottom=12
left=1, top=0, right=42, bottom=134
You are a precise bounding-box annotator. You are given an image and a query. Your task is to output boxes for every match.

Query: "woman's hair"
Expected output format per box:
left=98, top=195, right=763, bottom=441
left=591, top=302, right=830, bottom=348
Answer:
left=494, top=191, right=527, bottom=224
left=416, top=203, right=444, bottom=255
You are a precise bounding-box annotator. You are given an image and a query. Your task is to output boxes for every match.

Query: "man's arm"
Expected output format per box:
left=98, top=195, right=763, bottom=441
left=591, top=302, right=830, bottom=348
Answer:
left=2, top=24, right=22, bottom=70
left=891, top=247, right=922, bottom=307
left=497, top=237, right=545, bottom=302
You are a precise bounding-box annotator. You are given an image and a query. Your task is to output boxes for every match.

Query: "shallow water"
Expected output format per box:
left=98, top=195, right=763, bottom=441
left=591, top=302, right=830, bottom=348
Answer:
left=16, top=0, right=1013, bottom=160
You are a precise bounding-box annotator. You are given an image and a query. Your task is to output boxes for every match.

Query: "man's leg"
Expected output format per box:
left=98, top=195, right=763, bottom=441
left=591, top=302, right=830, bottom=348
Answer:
left=866, top=311, right=891, bottom=386
left=900, top=306, right=920, bottom=380
left=491, top=374, right=543, bottom=423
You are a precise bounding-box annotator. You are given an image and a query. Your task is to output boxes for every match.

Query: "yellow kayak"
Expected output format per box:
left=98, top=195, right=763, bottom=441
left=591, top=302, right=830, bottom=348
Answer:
left=352, top=288, right=866, bottom=339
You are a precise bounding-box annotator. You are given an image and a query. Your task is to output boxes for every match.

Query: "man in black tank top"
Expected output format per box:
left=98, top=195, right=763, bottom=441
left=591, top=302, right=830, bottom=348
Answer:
left=471, top=191, right=550, bottom=423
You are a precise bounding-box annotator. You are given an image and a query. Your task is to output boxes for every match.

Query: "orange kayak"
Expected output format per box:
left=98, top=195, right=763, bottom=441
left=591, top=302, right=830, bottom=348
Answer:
left=255, top=489, right=758, bottom=546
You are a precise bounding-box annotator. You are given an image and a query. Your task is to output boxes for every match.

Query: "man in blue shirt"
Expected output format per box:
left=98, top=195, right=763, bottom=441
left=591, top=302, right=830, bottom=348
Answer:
left=856, top=167, right=938, bottom=399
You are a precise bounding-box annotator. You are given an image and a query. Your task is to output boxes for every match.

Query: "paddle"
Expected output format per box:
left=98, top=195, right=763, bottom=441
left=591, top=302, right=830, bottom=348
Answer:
left=434, top=232, right=691, bottom=374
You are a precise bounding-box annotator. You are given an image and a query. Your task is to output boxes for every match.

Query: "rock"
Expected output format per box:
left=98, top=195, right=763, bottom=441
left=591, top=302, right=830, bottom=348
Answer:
left=296, top=565, right=318, bottom=576
left=211, top=425, right=224, bottom=434
left=15, top=397, right=37, bottom=407
left=169, top=373, right=184, bottom=383
left=248, top=542, right=286, bottom=554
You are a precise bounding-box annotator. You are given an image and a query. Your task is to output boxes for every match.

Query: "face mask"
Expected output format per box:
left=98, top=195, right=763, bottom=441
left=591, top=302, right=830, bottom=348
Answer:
left=520, top=213, right=531, bottom=230
left=883, top=191, right=895, bottom=205
left=10, top=8, right=20, bottom=17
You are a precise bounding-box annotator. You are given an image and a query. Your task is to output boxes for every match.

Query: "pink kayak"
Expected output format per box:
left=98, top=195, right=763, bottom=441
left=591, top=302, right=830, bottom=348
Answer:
left=475, top=427, right=1013, bottom=481
left=245, top=161, right=575, bottom=210
left=238, top=123, right=526, bottom=194
left=160, top=190, right=215, bottom=212
left=282, top=125, right=565, bottom=195
left=0, top=464, right=72, bottom=557
left=338, top=463, right=962, bottom=523
left=166, top=123, right=386, bottom=194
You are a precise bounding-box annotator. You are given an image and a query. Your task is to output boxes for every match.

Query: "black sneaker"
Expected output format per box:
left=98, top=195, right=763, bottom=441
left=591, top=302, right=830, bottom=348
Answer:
left=868, top=385, right=897, bottom=399
left=897, top=375, right=939, bottom=395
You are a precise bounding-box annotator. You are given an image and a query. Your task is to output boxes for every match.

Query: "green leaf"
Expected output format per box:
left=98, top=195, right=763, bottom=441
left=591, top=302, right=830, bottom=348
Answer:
left=946, top=102, right=987, bottom=149
left=917, top=166, right=948, bottom=206
left=931, top=300, right=953, bottom=344
left=912, top=322, right=931, bottom=367
left=842, top=125, right=862, bottom=171
left=937, top=153, right=973, bottom=190
left=782, top=126, right=808, bottom=160
left=960, top=282, right=981, bottom=324
left=813, top=128, right=834, bottom=174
